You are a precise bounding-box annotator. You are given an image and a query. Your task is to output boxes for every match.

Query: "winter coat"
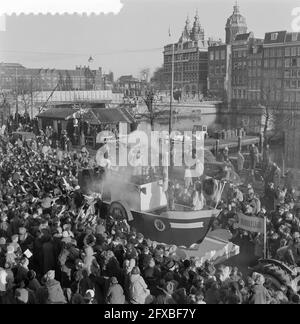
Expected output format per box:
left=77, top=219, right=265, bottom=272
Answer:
left=45, top=279, right=67, bottom=304
left=250, top=284, right=271, bottom=304
left=129, top=274, right=151, bottom=304
left=237, top=152, right=245, bottom=172
left=106, top=283, right=126, bottom=304
left=42, top=241, right=56, bottom=274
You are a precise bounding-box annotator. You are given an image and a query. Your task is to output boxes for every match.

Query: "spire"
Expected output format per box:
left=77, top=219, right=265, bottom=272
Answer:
left=191, top=9, right=204, bottom=41
left=233, top=1, right=240, bottom=14
left=179, top=14, right=191, bottom=42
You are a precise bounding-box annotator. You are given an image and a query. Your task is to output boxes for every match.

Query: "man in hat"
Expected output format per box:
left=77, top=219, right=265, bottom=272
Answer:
left=155, top=280, right=176, bottom=304
left=106, top=276, right=126, bottom=304
left=44, top=270, right=67, bottom=304
left=0, top=214, right=11, bottom=238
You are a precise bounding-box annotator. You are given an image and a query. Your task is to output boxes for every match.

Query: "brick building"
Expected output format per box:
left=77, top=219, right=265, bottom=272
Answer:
left=0, top=63, right=104, bottom=92
left=163, top=12, right=209, bottom=98
left=208, top=3, right=248, bottom=101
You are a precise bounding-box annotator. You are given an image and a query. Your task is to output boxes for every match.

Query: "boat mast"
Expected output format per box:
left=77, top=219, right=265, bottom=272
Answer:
left=169, top=42, right=175, bottom=175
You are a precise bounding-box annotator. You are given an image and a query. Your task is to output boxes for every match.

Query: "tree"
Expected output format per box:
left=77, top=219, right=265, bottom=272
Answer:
left=136, top=88, right=165, bottom=131
left=258, top=74, right=288, bottom=148
left=0, top=90, right=11, bottom=124
left=150, top=66, right=168, bottom=92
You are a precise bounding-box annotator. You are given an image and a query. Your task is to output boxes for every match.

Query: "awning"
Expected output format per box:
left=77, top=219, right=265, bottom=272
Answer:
left=36, top=107, right=77, bottom=120
left=36, top=107, right=135, bottom=124
left=85, top=108, right=135, bottom=125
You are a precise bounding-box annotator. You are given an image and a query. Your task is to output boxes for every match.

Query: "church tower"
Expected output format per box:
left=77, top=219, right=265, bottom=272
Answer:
left=179, top=16, right=191, bottom=42
left=190, top=10, right=205, bottom=42
left=225, top=2, right=247, bottom=44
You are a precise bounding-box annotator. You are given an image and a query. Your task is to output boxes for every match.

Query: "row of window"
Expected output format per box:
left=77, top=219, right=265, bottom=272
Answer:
left=248, top=69, right=262, bottom=77
left=209, top=50, right=226, bottom=61
left=209, top=65, right=226, bottom=75
left=265, top=46, right=300, bottom=58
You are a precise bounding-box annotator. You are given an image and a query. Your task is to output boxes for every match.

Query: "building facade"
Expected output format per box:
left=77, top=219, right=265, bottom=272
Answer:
left=208, top=4, right=248, bottom=101
left=163, top=12, right=209, bottom=99
left=0, top=63, right=104, bottom=92
left=115, top=75, right=147, bottom=97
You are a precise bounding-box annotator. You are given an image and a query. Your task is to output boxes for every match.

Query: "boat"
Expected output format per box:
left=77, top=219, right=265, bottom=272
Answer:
left=78, top=168, right=223, bottom=247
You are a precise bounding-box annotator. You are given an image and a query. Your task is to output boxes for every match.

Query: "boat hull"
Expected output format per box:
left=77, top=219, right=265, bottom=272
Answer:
left=104, top=202, right=219, bottom=247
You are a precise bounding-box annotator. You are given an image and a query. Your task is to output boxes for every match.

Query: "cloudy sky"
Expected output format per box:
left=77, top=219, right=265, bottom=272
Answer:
left=0, top=0, right=299, bottom=78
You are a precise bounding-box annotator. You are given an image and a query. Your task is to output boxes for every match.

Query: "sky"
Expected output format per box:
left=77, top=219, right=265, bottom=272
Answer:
left=0, top=0, right=299, bottom=78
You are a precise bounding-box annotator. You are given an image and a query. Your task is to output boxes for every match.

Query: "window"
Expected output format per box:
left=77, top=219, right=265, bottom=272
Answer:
left=298, top=70, right=300, bottom=77
left=277, top=59, right=282, bottom=68
left=276, top=80, right=282, bottom=88
left=270, top=48, right=275, bottom=57
left=285, top=58, right=291, bottom=67
left=291, top=47, right=297, bottom=56
left=276, top=91, right=281, bottom=101
left=285, top=47, right=291, bottom=56
left=210, top=52, right=214, bottom=61
left=291, top=80, right=297, bottom=88
left=292, top=33, right=298, bottom=41
left=221, top=50, right=225, bottom=60
left=270, top=59, right=276, bottom=68
left=292, top=58, right=297, bottom=67
left=298, top=47, right=300, bottom=56
left=264, top=59, right=269, bottom=68
left=265, top=49, right=269, bottom=57
left=215, top=50, right=220, bottom=60
left=285, top=80, right=290, bottom=88
left=284, top=70, right=290, bottom=78
left=284, top=93, right=290, bottom=102
left=271, top=33, right=278, bottom=41
left=297, top=58, right=300, bottom=67
left=292, top=70, right=297, bottom=78
left=298, top=80, right=300, bottom=88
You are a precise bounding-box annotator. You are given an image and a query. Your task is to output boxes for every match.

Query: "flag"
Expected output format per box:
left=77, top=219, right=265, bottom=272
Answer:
left=168, top=27, right=171, bottom=37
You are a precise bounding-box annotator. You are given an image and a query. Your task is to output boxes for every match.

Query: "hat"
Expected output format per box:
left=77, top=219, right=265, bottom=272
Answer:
left=45, top=270, right=55, bottom=281
left=137, top=233, right=144, bottom=240
left=84, top=289, right=95, bottom=299
left=110, top=276, right=118, bottom=284
left=293, top=232, right=300, bottom=239
left=19, top=227, right=27, bottom=235
left=0, top=237, right=6, bottom=245
left=15, top=288, right=29, bottom=304
left=131, top=266, right=140, bottom=275
left=0, top=214, right=7, bottom=222
left=165, top=258, right=176, bottom=270
left=62, top=231, right=69, bottom=238
left=27, top=270, right=36, bottom=281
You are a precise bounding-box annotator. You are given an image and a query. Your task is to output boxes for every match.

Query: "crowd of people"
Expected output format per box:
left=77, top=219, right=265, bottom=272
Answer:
left=0, top=113, right=299, bottom=304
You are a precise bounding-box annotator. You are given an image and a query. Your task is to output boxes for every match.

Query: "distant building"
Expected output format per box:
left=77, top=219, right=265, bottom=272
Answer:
left=0, top=63, right=104, bottom=92
left=231, top=33, right=264, bottom=106
left=163, top=11, right=209, bottom=98
left=115, top=75, right=146, bottom=97
left=263, top=31, right=300, bottom=107
left=102, top=72, right=114, bottom=91
left=225, top=3, right=248, bottom=45
left=208, top=3, right=248, bottom=101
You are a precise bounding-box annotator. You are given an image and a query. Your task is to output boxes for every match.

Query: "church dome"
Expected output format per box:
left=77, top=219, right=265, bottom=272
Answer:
left=226, top=3, right=247, bottom=29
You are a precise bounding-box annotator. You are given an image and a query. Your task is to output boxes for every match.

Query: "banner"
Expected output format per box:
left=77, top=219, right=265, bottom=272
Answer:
left=237, top=213, right=265, bottom=234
